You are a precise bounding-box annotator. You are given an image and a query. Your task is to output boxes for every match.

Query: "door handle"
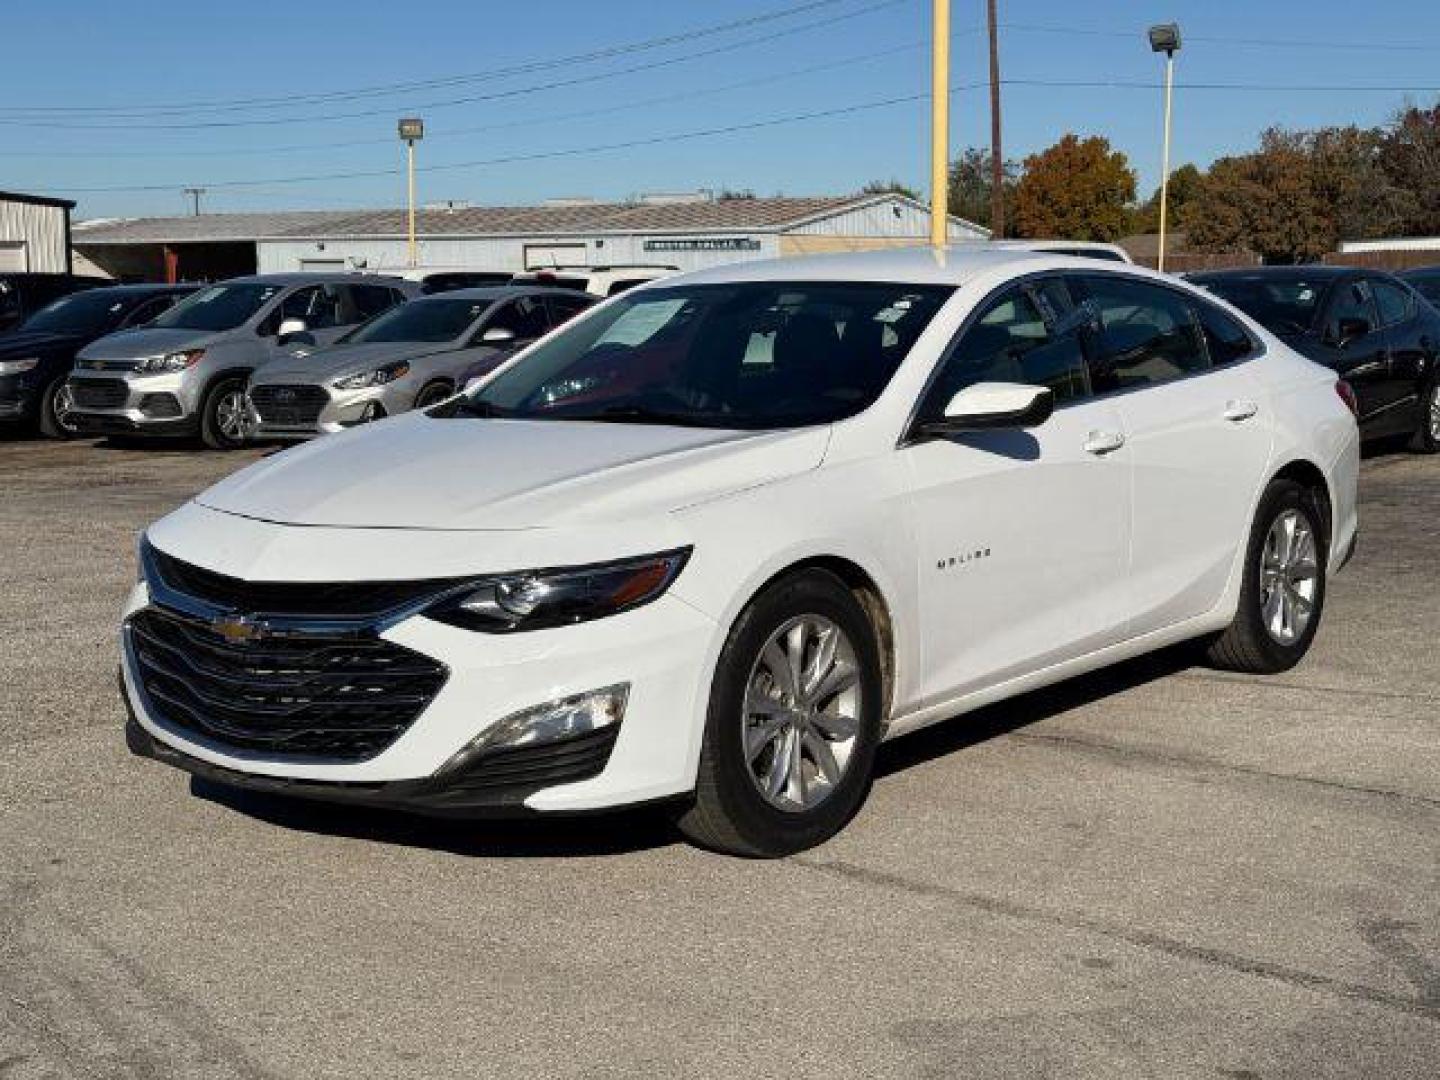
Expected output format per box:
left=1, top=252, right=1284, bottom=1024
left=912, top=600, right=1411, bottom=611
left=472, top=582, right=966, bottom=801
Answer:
left=1223, top=399, right=1259, bottom=422
left=1083, top=430, right=1125, bottom=456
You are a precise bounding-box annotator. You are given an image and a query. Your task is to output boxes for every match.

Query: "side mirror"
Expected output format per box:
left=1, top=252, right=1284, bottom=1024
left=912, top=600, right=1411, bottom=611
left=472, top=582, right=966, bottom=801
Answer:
left=1335, top=316, right=1370, bottom=348
left=920, top=382, right=1055, bottom=436
left=276, top=317, right=308, bottom=343
left=480, top=327, right=517, bottom=346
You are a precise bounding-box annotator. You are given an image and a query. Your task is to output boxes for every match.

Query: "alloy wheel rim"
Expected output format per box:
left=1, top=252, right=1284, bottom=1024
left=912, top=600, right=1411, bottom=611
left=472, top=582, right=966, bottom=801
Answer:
left=216, top=390, right=254, bottom=442
left=1428, top=384, right=1440, bottom=442
left=52, top=382, right=76, bottom=432
left=1259, top=509, right=1319, bottom=646
left=742, top=615, right=862, bottom=813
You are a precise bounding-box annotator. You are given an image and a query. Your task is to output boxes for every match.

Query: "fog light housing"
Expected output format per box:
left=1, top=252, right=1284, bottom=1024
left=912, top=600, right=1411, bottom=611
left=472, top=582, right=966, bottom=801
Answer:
left=436, top=684, right=629, bottom=776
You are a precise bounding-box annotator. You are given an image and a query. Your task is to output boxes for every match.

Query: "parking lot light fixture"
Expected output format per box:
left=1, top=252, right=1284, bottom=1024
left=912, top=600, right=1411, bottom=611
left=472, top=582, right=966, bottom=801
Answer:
left=398, top=118, right=425, bottom=268
left=1148, top=23, right=1181, bottom=273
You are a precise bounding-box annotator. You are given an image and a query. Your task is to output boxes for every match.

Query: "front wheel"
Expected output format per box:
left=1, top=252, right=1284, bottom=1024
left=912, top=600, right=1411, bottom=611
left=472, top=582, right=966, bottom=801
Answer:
left=1205, top=479, right=1327, bottom=674
left=1410, top=379, right=1439, bottom=454
left=676, top=569, right=884, bottom=857
left=413, top=381, right=453, bottom=410
left=200, top=377, right=253, bottom=450
left=38, top=376, right=79, bottom=439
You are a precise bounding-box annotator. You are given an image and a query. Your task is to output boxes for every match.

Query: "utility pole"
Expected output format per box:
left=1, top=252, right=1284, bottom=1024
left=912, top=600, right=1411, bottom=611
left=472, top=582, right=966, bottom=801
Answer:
left=183, top=187, right=206, bottom=216
left=986, top=0, right=1004, bottom=238
left=929, top=0, right=950, bottom=248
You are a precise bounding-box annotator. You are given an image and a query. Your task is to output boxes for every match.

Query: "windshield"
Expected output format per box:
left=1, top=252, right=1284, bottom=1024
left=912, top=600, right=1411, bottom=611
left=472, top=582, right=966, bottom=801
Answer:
left=457, top=282, right=953, bottom=430
left=1192, top=276, right=1326, bottom=336
left=149, top=283, right=281, bottom=332
left=20, top=290, right=132, bottom=336
left=341, top=297, right=488, bottom=344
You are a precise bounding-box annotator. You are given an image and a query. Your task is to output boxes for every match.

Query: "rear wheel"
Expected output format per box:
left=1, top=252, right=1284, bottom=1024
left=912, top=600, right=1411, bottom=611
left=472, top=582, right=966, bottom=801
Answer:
left=414, top=381, right=453, bottom=410
left=38, top=375, right=79, bottom=439
left=1205, top=479, right=1327, bottom=674
left=200, top=377, right=253, bottom=450
left=1410, top=379, right=1439, bottom=454
left=676, top=569, right=883, bottom=857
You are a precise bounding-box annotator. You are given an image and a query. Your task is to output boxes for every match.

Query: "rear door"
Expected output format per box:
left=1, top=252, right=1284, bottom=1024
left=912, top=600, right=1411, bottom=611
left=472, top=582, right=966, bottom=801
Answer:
left=902, top=276, right=1132, bottom=704
left=1071, top=273, right=1272, bottom=636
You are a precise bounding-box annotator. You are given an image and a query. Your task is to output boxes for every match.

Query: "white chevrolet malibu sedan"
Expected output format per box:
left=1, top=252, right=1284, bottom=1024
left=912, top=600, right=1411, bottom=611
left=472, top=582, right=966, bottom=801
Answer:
left=122, top=249, right=1360, bottom=856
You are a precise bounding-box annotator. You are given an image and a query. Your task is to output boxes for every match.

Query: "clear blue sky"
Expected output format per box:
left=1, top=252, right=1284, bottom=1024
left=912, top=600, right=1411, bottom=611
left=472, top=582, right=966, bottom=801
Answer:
left=4, top=0, right=1438, bottom=221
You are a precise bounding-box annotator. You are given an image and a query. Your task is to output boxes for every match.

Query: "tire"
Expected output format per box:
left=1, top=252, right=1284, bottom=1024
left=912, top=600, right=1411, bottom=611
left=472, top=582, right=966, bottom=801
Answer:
left=1205, top=479, right=1327, bottom=674
left=37, top=375, right=79, bottom=440
left=200, top=377, right=252, bottom=450
left=676, top=569, right=884, bottom=857
left=1410, top=379, right=1439, bottom=454
left=414, top=381, right=453, bottom=410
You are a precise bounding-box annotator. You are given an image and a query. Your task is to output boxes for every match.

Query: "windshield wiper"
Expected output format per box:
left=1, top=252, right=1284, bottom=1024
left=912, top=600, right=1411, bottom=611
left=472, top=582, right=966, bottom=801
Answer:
left=559, top=404, right=729, bottom=428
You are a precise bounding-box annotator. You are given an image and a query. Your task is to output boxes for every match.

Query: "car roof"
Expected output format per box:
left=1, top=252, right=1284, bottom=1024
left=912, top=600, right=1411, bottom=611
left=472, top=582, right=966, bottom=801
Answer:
left=410, top=284, right=594, bottom=303
left=1399, top=265, right=1440, bottom=277
left=648, top=246, right=1063, bottom=289
left=219, top=272, right=410, bottom=285
left=85, top=282, right=201, bottom=296
left=1188, top=266, right=1352, bottom=282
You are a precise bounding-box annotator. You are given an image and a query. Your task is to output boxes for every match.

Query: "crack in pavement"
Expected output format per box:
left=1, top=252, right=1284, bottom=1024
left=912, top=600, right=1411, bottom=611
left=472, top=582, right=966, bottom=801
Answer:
left=1175, top=671, right=1440, bottom=706
left=1004, top=730, right=1440, bottom=810
left=797, top=859, right=1440, bottom=1024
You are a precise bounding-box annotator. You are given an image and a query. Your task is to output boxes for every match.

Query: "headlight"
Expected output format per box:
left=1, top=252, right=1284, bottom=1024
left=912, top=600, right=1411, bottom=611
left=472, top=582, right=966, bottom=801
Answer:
left=0, top=357, right=40, bottom=375
left=334, top=360, right=410, bottom=389
left=427, top=548, right=691, bottom=632
left=137, top=349, right=205, bottom=374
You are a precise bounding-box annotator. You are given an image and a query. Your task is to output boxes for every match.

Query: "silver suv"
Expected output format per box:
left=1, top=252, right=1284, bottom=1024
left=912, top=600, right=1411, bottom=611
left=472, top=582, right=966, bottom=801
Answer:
left=67, top=273, right=414, bottom=448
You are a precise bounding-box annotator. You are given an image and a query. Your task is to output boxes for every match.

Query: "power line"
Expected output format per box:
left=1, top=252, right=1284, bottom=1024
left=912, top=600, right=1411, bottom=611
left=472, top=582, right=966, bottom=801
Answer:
left=0, top=0, right=856, bottom=117
left=1002, top=21, right=1440, bottom=53
left=0, top=0, right=909, bottom=130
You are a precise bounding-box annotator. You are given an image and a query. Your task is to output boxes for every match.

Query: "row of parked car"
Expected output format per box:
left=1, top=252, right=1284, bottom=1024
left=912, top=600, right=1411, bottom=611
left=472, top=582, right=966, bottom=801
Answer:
left=4, top=257, right=1440, bottom=453
left=0, top=265, right=673, bottom=448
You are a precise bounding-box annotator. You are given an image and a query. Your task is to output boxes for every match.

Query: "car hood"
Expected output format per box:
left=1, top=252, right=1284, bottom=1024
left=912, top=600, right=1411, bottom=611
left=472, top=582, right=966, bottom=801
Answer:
left=195, top=410, right=830, bottom=530
left=0, top=329, right=86, bottom=358
left=78, top=326, right=222, bottom=362
left=257, top=341, right=456, bottom=383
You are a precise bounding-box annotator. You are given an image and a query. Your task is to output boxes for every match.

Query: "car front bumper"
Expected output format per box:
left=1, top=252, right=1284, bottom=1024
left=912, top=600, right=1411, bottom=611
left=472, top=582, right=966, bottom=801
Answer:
left=119, top=575, right=719, bottom=815
left=67, top=370, right=195, bottom=435
left=249, top=380, right=412, bottom=439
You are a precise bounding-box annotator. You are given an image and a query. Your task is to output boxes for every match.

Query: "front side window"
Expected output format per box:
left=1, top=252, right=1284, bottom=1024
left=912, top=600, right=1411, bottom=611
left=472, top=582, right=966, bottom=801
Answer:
left=459, top=282, right=953, bottom=429
left=150, top=283, right=281, bottom=332
left=1371, top=280, right=1414, bottom=328
left=484, top=297, right=552, bottom=341
left=1079, top=275, right=1208, bottom=392
left=1324, top=280, right=1377, bottom=344
left=347, top=284, right=403, bottom=321
left=924, top=282, right=1089, bottom=414
left=278, top=285, right=341, bottom=329
left=342, top=298, right=487, bottom=344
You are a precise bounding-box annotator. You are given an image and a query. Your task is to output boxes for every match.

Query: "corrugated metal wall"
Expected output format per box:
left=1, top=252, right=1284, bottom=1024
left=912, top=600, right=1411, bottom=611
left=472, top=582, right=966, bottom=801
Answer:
left=258, top=234, right=782, bottom=275
left=787, top=199, right=987, bottom=241
left=0, top=199, right=69, bottom=272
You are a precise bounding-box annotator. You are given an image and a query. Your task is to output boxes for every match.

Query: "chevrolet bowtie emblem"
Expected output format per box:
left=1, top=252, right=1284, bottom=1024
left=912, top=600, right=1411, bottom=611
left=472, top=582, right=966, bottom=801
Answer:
left=211, top=614, right=264, bottom=644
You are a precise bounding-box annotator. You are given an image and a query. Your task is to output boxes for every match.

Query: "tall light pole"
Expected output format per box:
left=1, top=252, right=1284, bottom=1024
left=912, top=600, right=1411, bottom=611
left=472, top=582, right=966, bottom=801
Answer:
left=929, top=0, right=950, bottom=248
left=1148, top=23, right=1181, bottom=273
left=183, top=187, right=206, bottom=216
left=398, top=117, right=425, bottom=268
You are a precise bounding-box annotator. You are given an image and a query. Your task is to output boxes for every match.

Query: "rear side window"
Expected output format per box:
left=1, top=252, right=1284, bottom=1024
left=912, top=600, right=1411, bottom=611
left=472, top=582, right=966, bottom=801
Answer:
left=1193, top=299, right=1256, bottom=366
left=1079, top=275, right=1208, bottom=392
left=928, top=283, right=1090, bottom=410
left=1372, top=280, right=1415, bottom=328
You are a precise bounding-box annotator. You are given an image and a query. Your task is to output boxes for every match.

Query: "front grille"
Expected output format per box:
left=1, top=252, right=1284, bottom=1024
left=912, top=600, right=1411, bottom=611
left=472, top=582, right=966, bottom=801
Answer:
left=0, top=374, right=22, bottom=404
left=128, top=608, right=448, bottom=761
left=69, top=378, right=129, bottom=409
left=147, top=544, right=466, bottom=619
left=249, top=383, right=328, bottom=425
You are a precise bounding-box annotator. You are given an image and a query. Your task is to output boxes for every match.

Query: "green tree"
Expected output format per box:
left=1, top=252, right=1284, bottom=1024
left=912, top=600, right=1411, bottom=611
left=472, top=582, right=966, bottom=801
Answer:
left=861, top=178, right=921, bottom=201
left=1131, top=162, right=1204, bottom=234
left=1013, top=134, right=1137, bottom=241
left=1379, top=104, right=1440, bottom=235
left=946, top=148, right=1018, bottom=236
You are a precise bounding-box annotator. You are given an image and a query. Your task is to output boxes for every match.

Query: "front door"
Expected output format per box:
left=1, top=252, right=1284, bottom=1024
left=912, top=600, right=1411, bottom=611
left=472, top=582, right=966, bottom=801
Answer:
left=1316, top=277, right=1391, bottom=428
left=1072, top=273, right=1273, bottom=636
left=903, top=279, right=1131, bottom=707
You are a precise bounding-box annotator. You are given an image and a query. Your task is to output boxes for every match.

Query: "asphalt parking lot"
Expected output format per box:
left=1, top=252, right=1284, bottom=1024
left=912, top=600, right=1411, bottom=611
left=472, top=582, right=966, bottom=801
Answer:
left=1, top=434, right=1437, bottom=1080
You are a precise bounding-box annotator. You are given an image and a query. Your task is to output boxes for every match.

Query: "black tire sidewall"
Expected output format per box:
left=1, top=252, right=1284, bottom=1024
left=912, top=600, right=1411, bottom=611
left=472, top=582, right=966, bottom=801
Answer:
left=38, top=375, right=76, bottom=439
left=1414, top=379, right=1439, bottom=453
left=697, top=570, right=884, bottom=856
left=1236, top=481, right=1328, bottom=670
left=201, top=378, right=247, bottom=450
left=415, top=382, right=451, bottom=409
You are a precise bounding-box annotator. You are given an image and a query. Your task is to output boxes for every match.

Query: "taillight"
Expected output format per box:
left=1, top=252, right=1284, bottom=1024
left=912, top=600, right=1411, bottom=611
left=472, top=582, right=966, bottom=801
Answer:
left=1335, top=379, right=1359, bottom=418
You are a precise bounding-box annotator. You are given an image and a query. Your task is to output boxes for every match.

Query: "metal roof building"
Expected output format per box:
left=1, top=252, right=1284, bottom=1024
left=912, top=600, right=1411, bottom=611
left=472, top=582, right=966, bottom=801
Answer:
left=72, top=193, right=988, bottom=282
left=1, top=191, right=76, bottom=273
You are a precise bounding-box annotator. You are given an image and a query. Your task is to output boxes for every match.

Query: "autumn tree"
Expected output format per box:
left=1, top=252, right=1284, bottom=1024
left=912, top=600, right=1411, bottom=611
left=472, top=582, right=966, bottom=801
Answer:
left=1130, top=162, right=1205, bottom=234
left=1379, top=104, right=1440, bottom=235
left=1013, top=135, right=1137, bottom=241
left=947, top=148, right=1018, bottom=235
left=1187, top=130, right=1328, bottom=262
left=861, top=178, right=921, bottom=201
